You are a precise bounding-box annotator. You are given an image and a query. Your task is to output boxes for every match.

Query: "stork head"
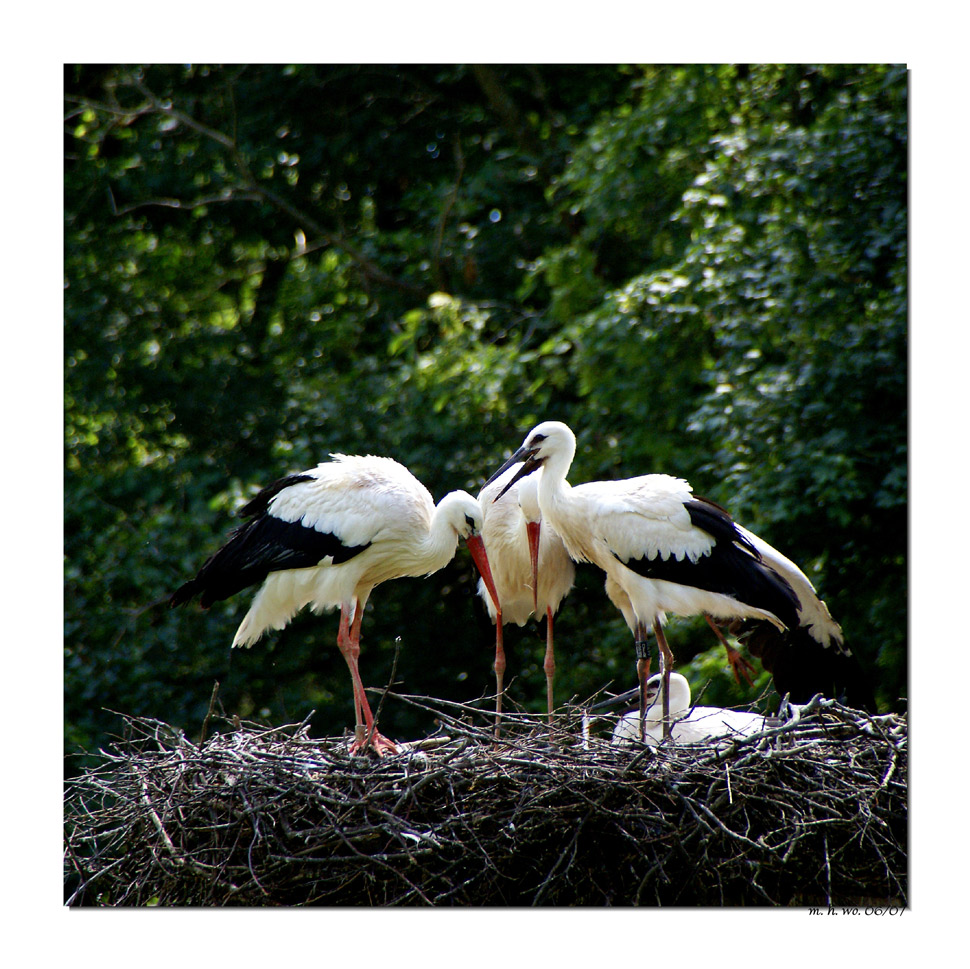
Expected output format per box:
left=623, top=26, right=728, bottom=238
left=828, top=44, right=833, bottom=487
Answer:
left=482, top=420, right=576, bottom=500
left=440, top=491, right=486, bottom=541
left=640, top=673, right=691, bottom=721
left=439, top=491, right=501, bottom=613
left=591, top=672, right=692, bottom=723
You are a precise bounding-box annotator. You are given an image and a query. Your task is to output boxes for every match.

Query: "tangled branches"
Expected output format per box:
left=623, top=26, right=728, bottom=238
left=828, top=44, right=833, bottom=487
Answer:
left=65, top=695, right=906, bottom=907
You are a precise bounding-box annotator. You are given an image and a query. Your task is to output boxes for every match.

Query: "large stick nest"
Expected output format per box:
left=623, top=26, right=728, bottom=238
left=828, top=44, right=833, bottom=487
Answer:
left=65, top=694, right=906, bottom=907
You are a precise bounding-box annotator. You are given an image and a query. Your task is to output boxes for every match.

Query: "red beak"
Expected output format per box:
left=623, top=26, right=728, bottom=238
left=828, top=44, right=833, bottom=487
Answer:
left=526, top=520, right=541, bottom=613
left=466, top=534, right=501, bottom=614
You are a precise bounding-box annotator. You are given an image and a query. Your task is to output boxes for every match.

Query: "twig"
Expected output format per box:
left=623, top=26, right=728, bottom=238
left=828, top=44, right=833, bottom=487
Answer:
left=200, top=681, right=220, bottom=745
left=65, top=701, right=907, bottom=907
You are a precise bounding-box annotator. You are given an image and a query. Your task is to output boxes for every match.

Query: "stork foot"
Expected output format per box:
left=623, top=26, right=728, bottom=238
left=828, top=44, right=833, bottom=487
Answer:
left=705, top=615, right=757, bottom=687
left=724, top=644, right=757, bottom=687
left=350, top=728, right=399, bottom=757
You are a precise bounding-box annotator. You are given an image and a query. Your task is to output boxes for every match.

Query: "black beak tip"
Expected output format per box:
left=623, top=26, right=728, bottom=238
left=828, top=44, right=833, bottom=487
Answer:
left=493, top=453, right=543, bottom=501
left=481, top=446, right=526, bottom=490
left=589, top=686, right=642, bottom=712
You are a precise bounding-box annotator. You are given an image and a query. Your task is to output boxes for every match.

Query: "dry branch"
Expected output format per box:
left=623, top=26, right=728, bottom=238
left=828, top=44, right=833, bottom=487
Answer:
left=64, top=695, right=906, bottom=907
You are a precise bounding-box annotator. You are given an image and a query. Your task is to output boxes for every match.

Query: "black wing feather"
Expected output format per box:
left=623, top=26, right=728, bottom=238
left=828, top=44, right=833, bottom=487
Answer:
left=170, top=477, right=370, bottom=608
left=737, top=619, right=876, bottom=711
left=616, top=495, right=876, bottom=710
left=616, top=497, right=801, bottom=628
left=237, top=473, right=315, bottom=518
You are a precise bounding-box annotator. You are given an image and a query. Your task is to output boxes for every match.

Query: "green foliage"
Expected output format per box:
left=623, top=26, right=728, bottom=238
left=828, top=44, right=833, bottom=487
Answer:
left=65, top=65, right=907, bottom=770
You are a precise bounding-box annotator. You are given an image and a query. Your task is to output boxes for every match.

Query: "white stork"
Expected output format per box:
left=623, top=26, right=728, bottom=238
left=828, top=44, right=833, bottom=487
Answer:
left=171, top=453, right=501, bottom=756
left=477, top=466, right=575, bottom=721
left=483, top=421, right=873, bottom=738
left=607, top=672, right=770, bottom=746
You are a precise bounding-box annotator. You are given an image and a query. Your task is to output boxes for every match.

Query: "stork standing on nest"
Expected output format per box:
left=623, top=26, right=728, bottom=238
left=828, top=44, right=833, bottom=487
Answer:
left=171, top=453, right=501, bottom=756
left=477, top=466, right=574, bottom=722
left=484, top=421, right=872, bottom=741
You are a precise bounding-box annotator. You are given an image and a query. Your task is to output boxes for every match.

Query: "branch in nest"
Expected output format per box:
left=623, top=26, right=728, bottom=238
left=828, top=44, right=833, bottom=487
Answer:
left=64, top=697, right=907, bottom=907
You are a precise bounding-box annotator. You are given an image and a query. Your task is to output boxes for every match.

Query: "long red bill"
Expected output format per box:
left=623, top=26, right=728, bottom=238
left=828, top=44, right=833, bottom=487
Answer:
left=466, top=534, right=501, bottom=614
left=526, top=520, right=541, bottom=613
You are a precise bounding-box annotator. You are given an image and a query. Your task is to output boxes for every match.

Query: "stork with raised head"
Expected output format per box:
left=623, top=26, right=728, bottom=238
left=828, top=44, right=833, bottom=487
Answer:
left=484, top=421, right=873, bottom=739
left=171, top=453, right=501, bottom=756
left=605, top=672, right=770, bottom=746
left=477, top=466, right=574, bottom=722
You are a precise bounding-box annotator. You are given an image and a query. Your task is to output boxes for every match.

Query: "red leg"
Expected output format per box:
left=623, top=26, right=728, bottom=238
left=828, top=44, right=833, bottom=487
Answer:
left=493, top=616, right=506, bottom=738
left=337, top=605, right=365, bottom=737
left=654, top=620, right=674, bottom=741
left=634, top=620, right=651, bottom=744
left=543, top=607, right=556, bottom=722
left=336, top=602, right=398, bottom=757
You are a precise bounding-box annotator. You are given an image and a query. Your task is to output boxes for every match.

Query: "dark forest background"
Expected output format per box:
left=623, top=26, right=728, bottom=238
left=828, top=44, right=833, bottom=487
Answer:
left=64, top=64, right=906, bottom=770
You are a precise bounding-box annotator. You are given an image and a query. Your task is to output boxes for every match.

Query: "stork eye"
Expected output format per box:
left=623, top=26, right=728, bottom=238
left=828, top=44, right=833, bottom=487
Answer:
left=530, top=433, right=547, bottom=445
left=464, top=513, right=477, bottom=532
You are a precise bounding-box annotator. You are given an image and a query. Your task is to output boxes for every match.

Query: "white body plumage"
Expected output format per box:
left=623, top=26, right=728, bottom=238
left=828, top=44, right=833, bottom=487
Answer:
left=172, top=452, right=499, bottom=755
left=487, top=423, right=789, bottom=635
left=483, top=420, right=872, bottom=710
left=611, top=672, right=769, bottom=746
left=476, top=465, right=574, bottom=717
left=232, top=454, right=491, bottom=647
left=477, top=467, right=574, bottom=628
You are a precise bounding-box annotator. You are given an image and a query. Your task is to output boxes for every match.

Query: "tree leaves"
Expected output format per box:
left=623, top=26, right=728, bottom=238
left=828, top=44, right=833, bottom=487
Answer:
left=65, top=65, right=907, bottom=765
